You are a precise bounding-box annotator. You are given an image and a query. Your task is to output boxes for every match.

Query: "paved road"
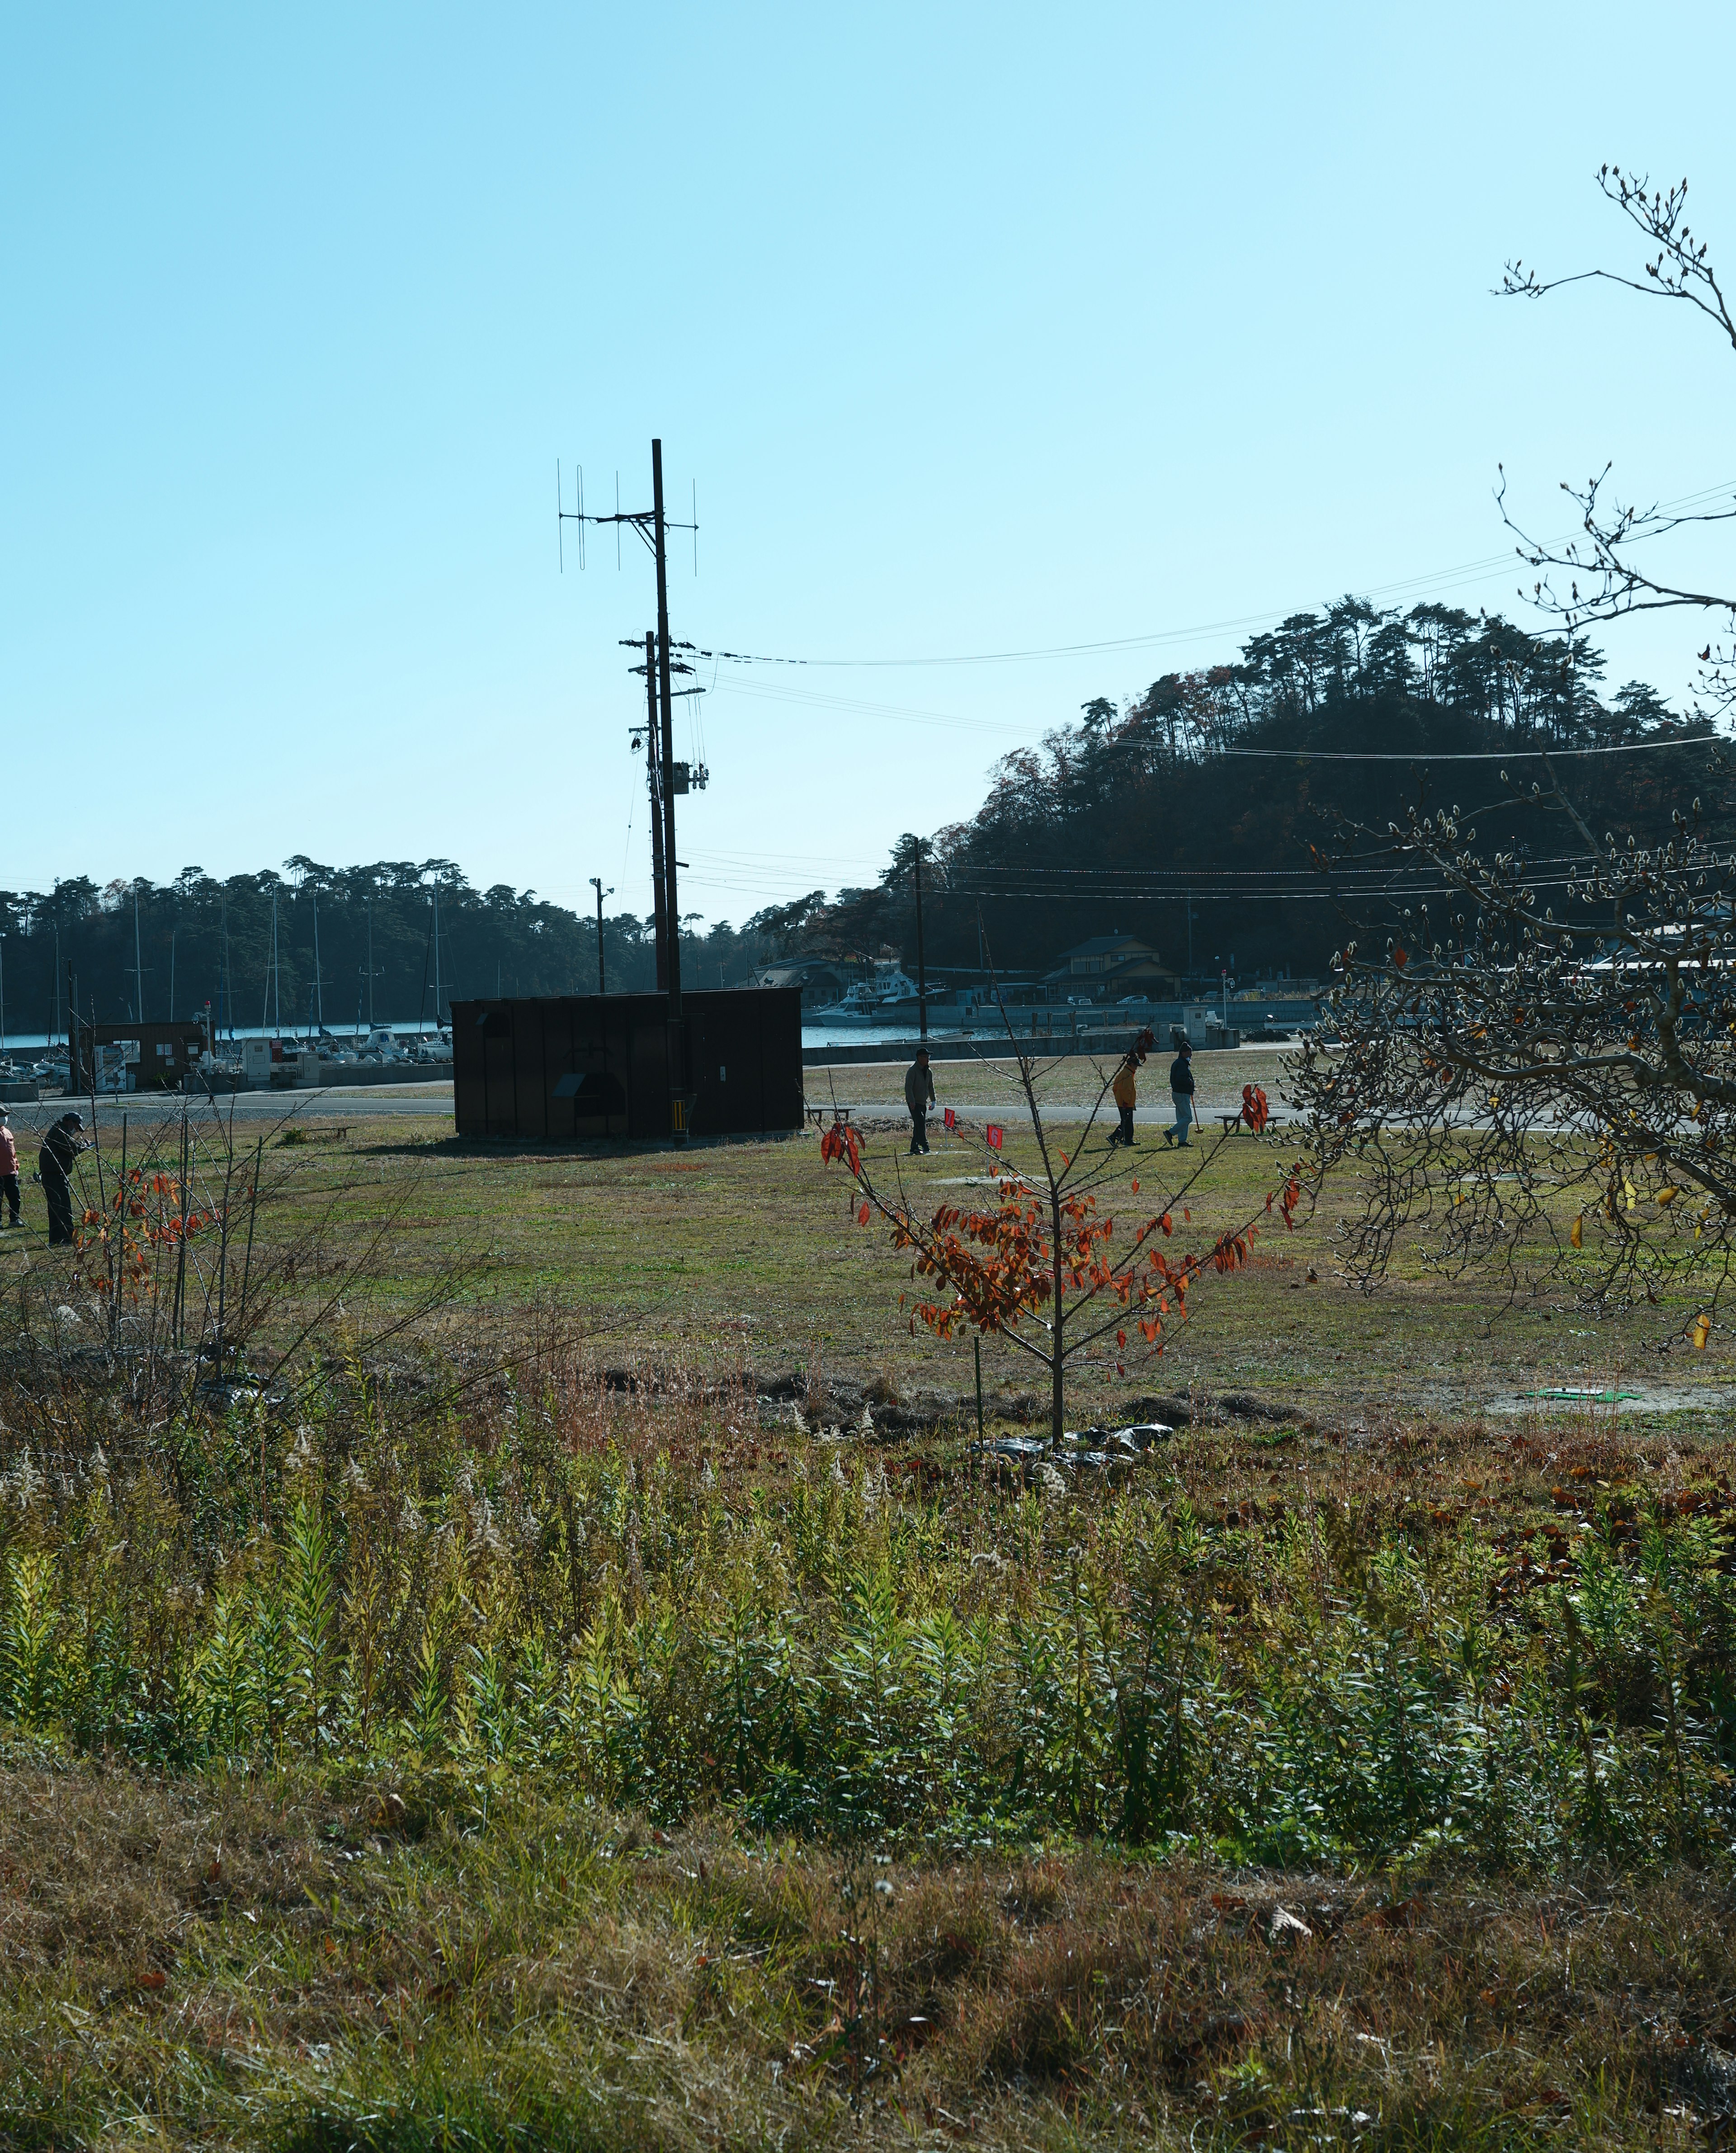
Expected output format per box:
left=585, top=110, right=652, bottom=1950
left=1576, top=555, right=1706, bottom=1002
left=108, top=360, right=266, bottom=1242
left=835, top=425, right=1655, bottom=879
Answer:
left=10, top=1085, right=455, bottom=1133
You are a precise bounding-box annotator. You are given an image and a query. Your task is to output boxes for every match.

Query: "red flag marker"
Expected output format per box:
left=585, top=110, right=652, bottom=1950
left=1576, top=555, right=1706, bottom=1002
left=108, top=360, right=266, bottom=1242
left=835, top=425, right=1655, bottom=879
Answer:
left=943, top=1106, right=956, bottom=1130
left=985, top=1124, right=1004, bottom=1150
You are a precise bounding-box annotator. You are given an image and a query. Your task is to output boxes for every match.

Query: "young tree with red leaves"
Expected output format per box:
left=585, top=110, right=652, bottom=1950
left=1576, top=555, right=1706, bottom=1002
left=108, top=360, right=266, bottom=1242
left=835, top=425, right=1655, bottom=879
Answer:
left=821, top=1032, right=1302, bottom=1444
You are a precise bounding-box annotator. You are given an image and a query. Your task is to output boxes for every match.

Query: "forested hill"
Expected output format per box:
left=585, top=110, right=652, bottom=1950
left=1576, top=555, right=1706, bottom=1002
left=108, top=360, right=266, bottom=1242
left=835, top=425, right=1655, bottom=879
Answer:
left=760, top=599, right=1735, bottom=983
left=10, top=601, right=1729, bottom=1038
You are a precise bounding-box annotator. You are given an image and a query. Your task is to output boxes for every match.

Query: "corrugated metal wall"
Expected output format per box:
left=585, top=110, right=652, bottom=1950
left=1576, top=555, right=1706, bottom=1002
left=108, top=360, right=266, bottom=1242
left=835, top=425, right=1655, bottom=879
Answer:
left=451, top=988, right=803, bottom=1141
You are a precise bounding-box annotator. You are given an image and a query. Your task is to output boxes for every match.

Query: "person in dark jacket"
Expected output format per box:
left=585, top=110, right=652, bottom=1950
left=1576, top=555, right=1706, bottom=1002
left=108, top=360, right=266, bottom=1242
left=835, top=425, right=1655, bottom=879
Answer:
left=1163, top=1038, right=1195, bottom=1147
left=904, top=1048, right=936, bottom=1155
left=39, top=1111, right=86, bottom=1246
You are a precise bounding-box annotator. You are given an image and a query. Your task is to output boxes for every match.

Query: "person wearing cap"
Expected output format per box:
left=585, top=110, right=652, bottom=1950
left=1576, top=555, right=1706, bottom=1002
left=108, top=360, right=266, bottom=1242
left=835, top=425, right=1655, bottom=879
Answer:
left=38, top=1111, right=86, bottom=1246
left=904, top=1047, right=935, bottom=1156
left=0, top=1112, right=19, bottom=1228
left=1109, top=1027, right=1155, bottom=1147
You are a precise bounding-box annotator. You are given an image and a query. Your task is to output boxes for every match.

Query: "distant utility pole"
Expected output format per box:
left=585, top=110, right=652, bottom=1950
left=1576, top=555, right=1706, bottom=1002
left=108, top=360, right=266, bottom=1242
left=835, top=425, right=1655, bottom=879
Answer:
left=132, top=892, right=146, bottom=1026
left=559, top=437, right=701, bottom=1140
left=589, top=877, right=613, bottom=995
left=312, top=891, right=324, bottom=1034
left=911, top=839, right=929, bottom=1041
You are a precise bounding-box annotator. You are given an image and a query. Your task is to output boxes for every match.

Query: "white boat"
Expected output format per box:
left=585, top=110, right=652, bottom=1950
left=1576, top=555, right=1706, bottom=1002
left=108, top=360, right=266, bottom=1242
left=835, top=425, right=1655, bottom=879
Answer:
left=809, top=966, right=923, bottom=1025
left=351, top=1028, right=410, bottom=1064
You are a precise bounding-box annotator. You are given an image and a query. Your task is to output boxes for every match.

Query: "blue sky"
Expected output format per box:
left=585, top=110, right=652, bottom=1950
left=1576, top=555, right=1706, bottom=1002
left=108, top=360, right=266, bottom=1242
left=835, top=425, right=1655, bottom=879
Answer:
left=5, top=5, right=1735, bottom=926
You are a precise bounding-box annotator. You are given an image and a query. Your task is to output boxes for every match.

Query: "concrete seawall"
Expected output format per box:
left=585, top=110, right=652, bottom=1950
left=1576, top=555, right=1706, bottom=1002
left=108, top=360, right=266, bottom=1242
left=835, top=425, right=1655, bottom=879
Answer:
left=801, top=1000, right=1319, bottom=1067
left=805, top=1033, right=1230, bottom=1068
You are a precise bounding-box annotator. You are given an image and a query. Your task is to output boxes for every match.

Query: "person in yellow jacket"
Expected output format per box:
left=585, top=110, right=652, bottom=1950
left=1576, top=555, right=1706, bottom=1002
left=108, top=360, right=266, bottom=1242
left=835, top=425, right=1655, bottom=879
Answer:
left=1109, top=1028, right=1154, bottom=1147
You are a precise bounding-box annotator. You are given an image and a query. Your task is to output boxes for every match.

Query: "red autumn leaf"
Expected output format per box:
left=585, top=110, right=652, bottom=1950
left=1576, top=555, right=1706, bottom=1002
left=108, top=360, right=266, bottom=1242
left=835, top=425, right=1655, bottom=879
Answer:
left=858, top=1203, right=870, bottom=1225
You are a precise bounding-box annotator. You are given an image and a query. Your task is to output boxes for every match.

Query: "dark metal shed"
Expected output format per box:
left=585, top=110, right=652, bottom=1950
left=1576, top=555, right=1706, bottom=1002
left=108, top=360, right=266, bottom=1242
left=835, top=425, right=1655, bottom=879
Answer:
left=451, top=988, right=804, bottom=1142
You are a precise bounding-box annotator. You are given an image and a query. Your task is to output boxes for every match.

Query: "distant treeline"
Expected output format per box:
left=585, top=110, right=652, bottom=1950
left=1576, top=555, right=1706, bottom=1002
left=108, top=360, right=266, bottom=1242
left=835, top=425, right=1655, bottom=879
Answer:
left=753, top=599, right=1734, bottom=982
left=0, top=858, right=769, bottom=1039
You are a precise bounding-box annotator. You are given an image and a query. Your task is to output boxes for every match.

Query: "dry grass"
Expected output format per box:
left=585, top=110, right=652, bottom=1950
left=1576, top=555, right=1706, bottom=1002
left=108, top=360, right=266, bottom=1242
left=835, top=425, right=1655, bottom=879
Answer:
left=0, top=1759, right=1731, bottom=2150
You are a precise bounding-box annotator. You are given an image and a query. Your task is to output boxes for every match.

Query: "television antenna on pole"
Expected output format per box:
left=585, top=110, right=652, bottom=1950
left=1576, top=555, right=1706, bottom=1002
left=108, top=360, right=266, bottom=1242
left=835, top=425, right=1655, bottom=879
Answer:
left=554, top=439, right=701, bottom=1141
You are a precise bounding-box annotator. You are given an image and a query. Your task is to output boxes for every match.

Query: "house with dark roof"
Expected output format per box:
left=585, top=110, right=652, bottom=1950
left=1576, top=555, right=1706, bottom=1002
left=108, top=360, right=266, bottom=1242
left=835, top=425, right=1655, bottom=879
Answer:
left=1042, top=932, right=1178, bottom=1002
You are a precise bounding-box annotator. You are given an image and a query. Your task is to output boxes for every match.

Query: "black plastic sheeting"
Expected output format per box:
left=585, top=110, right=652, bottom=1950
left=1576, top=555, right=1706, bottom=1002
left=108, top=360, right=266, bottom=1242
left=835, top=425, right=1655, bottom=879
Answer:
left=451, top=988, right=804, bottom=1143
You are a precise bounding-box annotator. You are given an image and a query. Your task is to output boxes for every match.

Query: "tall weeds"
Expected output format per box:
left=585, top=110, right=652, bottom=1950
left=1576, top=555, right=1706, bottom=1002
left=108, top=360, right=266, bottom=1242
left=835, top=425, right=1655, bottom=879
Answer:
left=0, top=1335, right=1728, bottom=1867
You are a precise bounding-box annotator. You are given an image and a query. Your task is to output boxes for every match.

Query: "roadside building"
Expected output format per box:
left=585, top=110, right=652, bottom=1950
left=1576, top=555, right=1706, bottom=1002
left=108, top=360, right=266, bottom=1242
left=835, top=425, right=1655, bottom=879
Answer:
left=1043, top=933, right=1178, bottom=1004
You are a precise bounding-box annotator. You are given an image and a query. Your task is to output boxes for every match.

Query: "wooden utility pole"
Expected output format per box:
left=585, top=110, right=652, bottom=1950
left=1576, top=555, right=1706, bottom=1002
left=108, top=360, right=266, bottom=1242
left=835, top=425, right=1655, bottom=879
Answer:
left=557, top=437, right=698, bottom=1139
left=645, top=630, right=668, bottom=989
left=652, top=442, right=681, bottom=1011
left=651, top=438, right=687, bottom=1140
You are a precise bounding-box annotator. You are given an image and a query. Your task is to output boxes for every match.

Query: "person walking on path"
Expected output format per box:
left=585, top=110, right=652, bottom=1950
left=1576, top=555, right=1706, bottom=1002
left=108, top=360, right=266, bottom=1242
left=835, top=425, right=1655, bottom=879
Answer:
left=1109, top=1027, right=1154, bottom=1147
left=38, top=1111, right=87, bottom=1246
left=905, top=1048, right=936, bottom=1155
left=1164, top=1036, right=1196, bottom=1148
left=0, top=1113, right=19, bottom=1228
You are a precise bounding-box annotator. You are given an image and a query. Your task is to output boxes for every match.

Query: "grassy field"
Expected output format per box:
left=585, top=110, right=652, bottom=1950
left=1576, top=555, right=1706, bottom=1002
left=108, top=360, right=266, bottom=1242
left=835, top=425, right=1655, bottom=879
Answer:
left=804, top=1044, right=1294, bottom=1116
left=5, top=1047, right=1722, bottom=1428
left=0, top=1053, right=1731, bottom=2147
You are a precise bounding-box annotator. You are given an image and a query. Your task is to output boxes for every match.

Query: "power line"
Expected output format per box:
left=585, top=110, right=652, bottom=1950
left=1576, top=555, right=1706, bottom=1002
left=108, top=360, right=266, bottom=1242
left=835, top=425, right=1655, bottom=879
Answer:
left=1214, top=733, right=1727, bottom=763
left=677, top=865, right=1621, bottom=908
left=702, top=653, right=1729, bottom=760
left=687, top=476, right=1736, bottom=673
left=685, top=845, right=1607, bottom=882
